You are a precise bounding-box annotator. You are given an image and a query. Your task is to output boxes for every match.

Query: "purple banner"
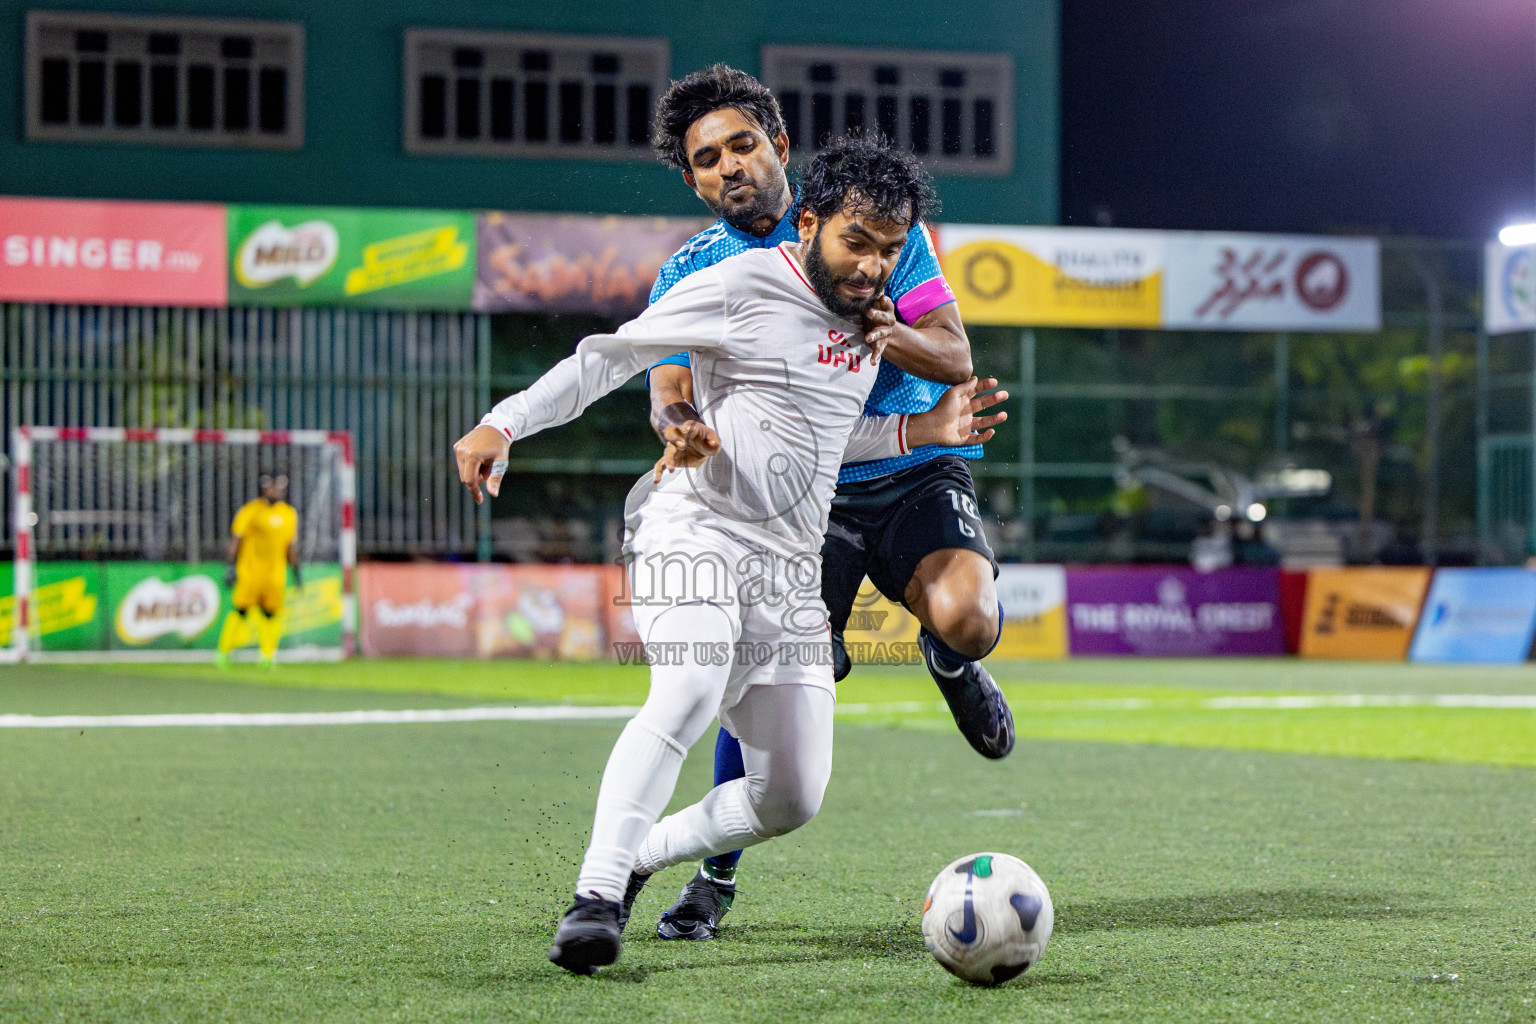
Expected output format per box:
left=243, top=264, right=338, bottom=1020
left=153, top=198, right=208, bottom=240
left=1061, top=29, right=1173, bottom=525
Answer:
left=473, top=212, right=708, bottom=316
left=1066, top=567, right=1283, bottom=657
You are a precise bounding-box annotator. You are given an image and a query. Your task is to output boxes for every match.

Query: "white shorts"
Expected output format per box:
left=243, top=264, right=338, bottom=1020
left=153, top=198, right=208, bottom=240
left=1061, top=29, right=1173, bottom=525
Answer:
left=623, top=515, right=834, bottom=726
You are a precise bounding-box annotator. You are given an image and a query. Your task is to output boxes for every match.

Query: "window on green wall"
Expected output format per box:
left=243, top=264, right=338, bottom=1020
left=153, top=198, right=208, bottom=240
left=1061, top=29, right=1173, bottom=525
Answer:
left=25, top=10, right=304, bottom=150
left=403, top=30, right=668, bottom=162
left=760, top=45, right=1013, bottom=177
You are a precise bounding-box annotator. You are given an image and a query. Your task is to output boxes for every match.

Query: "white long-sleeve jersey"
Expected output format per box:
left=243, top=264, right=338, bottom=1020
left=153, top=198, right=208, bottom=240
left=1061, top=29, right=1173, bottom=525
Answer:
left=481, top=244, right=907, bottom=557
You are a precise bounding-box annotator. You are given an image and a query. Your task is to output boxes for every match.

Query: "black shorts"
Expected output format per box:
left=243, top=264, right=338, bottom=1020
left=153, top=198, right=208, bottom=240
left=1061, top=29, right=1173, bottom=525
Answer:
left=820, top=455, right=998, bottom=632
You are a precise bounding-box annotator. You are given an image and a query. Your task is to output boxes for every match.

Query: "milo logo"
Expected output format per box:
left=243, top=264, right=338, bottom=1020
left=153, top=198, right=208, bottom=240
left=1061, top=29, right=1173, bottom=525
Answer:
left=114, top=575, right=220, bottom=645
left=235, top=219, right=340, bottom=288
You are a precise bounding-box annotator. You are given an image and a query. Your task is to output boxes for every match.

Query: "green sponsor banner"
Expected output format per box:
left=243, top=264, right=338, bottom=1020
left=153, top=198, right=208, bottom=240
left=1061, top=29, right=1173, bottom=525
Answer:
left=228, top=204, right=474, bottom=310
left=0, top=562, right=107, bottom=650
left=0, top=562, right=342, bottom=652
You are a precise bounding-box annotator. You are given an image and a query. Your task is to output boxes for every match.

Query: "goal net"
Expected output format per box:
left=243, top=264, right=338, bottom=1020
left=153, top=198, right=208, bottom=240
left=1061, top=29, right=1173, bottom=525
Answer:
left=6, top=427, right=356, bottom=663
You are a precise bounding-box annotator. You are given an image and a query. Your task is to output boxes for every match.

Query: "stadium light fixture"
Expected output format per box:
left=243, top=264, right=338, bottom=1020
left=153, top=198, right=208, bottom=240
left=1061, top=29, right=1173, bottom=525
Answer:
left=1498, top=222, right=1536, bottom=246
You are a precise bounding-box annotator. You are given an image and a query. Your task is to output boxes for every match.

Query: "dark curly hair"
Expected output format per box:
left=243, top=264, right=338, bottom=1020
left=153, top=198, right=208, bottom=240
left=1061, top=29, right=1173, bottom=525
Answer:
left=651, top=64, right=786, bottom=171
left=798, top=130, right=939, bottom=228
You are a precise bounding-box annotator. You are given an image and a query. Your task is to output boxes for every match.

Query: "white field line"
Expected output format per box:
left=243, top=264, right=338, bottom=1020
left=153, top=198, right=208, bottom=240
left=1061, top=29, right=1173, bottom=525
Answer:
left=1, top=695, right=1533, bottom=730
left=1201, top=694, right=1536, bottom=710
left=0, top=706, right=643, bottom=729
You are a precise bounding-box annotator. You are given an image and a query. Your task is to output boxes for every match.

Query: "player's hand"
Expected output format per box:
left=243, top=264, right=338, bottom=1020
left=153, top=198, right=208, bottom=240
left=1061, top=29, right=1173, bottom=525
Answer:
left=453, top=424, right=512, bottom=505
left=862, top=295, right=898, bottom=362
left=906, top=377, right=1008, bottom=448
left=651, top=420, right=721, bottom=482
left=223, top=565, right=237, bottom=588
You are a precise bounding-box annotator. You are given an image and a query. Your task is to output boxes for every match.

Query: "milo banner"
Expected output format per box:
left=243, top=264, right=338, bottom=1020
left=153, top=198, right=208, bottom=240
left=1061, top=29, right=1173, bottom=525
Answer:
left=935, top=224, right=1380, bottom=332
left=0, top=561, right=342, bottom=652
left=1066, top=567, right=1283, bottom=657
left=1299, top=567, right=1431, bottom=661
left=228, top=205, right=474, bottom=309
left=474, top=212, right=708, bottom=315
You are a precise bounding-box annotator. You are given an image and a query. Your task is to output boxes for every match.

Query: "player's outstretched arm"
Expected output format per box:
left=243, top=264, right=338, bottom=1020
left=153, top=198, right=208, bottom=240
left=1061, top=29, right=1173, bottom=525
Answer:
left=457, top=266, right=729, bottom=503
left=905, top=377, right=1008, bottom=448
left=864, top=298, right=973, bottom=385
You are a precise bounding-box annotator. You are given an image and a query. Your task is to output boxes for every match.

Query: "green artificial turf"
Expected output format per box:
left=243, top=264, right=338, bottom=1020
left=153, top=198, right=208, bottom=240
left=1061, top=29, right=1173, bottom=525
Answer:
left=2, top=661, right=1535, bottom=1022
left=29, top=656, right=1536, bottom=766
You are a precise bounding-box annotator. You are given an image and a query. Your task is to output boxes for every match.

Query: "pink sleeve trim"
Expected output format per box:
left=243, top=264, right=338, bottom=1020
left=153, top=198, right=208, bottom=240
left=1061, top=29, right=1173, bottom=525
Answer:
left=896, top=276, right=957, bottom=324
left=898, top=414, right=909, bottom=455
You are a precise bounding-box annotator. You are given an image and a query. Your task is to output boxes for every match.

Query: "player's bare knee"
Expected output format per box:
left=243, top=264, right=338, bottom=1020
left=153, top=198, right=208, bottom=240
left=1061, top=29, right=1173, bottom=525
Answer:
left=926, top=586, right=997, bottom=660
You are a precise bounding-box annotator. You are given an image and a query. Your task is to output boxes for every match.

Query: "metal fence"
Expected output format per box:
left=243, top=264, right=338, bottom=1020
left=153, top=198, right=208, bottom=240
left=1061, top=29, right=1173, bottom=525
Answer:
left=1, top=303, right=487, bottom=558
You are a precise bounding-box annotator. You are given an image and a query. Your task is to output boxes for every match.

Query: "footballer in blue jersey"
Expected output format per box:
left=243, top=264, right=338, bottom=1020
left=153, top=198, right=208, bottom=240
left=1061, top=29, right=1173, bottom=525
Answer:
left=642, top=65, right=1015, bottom=942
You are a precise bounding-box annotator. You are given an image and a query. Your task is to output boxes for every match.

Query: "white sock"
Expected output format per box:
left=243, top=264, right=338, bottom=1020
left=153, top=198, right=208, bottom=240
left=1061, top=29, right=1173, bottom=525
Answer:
left=575, top=719, right=686, bottom=902
left=635, top=778, right=768, bottom=875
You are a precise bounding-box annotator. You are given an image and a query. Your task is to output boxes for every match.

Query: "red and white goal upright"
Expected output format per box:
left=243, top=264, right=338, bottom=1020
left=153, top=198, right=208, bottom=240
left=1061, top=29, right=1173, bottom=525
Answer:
left=8, top=427, right=356, bottom=663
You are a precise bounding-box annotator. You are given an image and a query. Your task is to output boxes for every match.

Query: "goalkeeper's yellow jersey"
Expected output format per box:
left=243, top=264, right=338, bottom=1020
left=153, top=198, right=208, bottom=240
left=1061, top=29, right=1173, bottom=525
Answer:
left=232, top=499, right=298, bottom=581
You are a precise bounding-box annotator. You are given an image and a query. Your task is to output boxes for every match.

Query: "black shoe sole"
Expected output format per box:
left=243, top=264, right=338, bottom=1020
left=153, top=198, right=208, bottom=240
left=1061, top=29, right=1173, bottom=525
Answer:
left=656, top=918, right=718, bottom=941
left=548, top=932, right=620, bottom=975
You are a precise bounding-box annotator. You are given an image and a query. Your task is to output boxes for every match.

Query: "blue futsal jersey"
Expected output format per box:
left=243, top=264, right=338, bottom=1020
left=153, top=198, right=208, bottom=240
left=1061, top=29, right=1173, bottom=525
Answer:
left=648, top=193, right=982, bottom=484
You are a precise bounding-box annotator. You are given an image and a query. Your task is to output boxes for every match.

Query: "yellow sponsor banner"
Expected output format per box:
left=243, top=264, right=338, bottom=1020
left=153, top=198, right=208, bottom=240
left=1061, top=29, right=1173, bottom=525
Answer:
left=937, top=225, right=1164, bottom=328
left=1299, top=567, right=1432, bottom=661
left=843, top=578, right=921, bottom=665
left=281, top=575, right=345, bottom=635
left=0, top=575, right=99, bottom=646
left=994, top=565, right=1069, bottom=659
left=344, top=225, right=469, bottom=296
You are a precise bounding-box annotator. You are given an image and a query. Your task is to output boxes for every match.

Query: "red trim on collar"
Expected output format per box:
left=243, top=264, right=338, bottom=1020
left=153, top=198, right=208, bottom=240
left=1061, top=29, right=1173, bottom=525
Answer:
left=777, top=243, right=818, bottom=297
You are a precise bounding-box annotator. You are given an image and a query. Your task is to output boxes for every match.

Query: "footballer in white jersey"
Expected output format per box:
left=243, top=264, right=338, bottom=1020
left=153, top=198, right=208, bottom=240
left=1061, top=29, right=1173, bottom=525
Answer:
left=453, top=135, right=1004, bottom=975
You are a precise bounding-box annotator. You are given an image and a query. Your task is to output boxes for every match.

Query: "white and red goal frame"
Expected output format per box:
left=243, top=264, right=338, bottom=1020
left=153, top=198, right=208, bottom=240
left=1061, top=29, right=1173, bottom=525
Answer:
left=8, top=426, right=356, bottom=663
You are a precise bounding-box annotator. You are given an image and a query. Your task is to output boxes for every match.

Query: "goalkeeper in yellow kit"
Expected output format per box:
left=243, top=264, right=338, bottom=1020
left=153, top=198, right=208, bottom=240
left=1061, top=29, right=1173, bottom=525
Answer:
left=216, top=472, right=301, bottom=667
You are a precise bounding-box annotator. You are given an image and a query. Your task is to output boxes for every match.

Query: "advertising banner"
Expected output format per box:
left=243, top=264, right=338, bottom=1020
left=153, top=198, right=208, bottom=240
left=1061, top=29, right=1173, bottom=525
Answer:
left=474, top=212, right=708, bottom=315
left=228, top=205, right=474, bottom=309
left=1484, top=241, right=1536, bottom=335
left=1066, top=567, right=1283, bottom=656
left=599, top=564, right=642, bottom=652
left=0, top=562, right=107, bottom=650
left=359, top=563, right=479, bottom=658
left=358, top=563, right=608, bottom=660
left=1298, top=567, right=1431, bottom=661
left=104, top=562, right=343, bottom=651
left=843, top=577, right=922, bottom=665
left=937, top=224, right=1164, bottom=328
left=1163, top=233, right=1380, bottom=332
left=993, top=564, right=1069, bottom=659
left=0, top=196, right=227, bottom=307
left=1409, top=568, right=1536, bottom=664
left=0, top=561, right=341, bottom=651
left=934, top=224, right=1380, bottom=332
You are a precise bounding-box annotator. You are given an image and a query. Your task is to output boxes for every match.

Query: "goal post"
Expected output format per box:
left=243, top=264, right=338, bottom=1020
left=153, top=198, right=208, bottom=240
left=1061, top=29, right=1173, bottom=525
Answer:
left=6, top=427, right=356, bottom=663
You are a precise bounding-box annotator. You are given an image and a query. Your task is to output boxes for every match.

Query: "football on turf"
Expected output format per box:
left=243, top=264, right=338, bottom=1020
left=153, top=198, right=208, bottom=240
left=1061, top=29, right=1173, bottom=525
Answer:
left=921, top=852, right=1053, bottom=985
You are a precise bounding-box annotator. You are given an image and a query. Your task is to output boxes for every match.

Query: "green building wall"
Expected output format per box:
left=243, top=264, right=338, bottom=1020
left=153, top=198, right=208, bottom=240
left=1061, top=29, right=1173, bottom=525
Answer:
left=0, top=0, right=1058, bottom=223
